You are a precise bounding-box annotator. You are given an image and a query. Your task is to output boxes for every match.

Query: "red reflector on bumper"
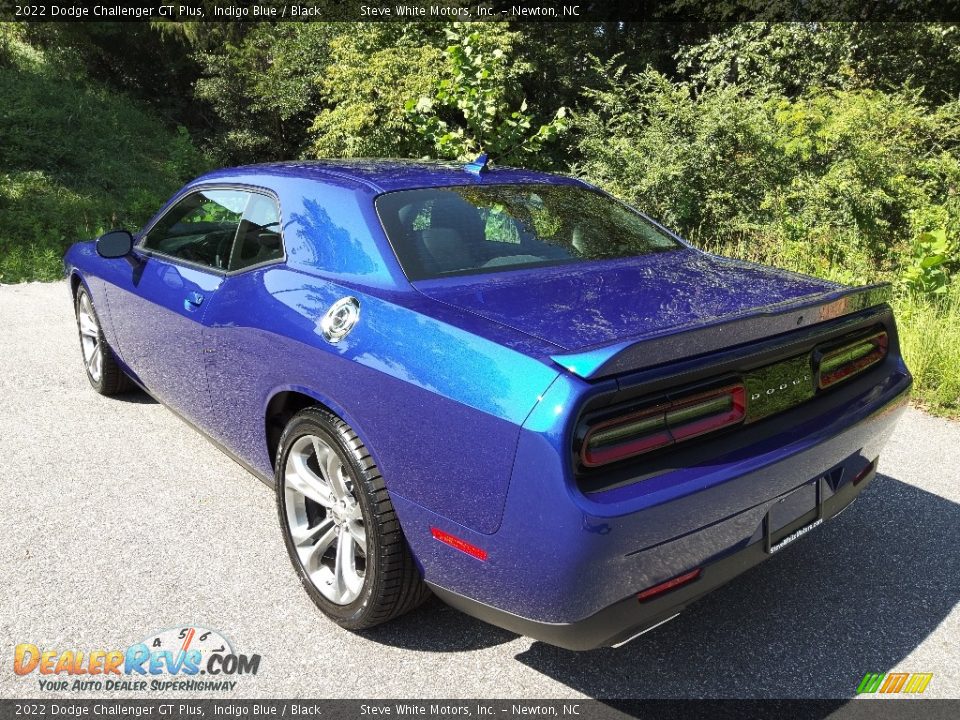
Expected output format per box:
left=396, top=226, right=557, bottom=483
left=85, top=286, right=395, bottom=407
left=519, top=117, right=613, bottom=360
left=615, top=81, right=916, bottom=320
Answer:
left=637, top=568, right=702, bottom=602
left=431, top=527, right=488, bottom=561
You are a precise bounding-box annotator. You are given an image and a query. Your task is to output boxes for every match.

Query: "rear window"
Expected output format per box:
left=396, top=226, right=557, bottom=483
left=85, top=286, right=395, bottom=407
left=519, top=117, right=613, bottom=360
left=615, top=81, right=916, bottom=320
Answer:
left=375, top=184, right=681, bottom=280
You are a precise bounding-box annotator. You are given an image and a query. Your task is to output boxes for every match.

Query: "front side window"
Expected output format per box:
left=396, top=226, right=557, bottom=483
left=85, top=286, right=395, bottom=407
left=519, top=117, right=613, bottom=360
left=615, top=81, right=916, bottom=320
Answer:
left=142, top=189, right=283, bottom=272
left=142, top=189, right=247, bottom=270
left=375, top=184, right=681, bottom=280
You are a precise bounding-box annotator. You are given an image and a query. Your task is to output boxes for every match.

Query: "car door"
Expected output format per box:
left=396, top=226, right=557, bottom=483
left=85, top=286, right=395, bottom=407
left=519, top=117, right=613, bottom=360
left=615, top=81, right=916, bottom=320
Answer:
left=106, top=188, right=248, bottom=431
left=196, top=191, right=287, bottom=465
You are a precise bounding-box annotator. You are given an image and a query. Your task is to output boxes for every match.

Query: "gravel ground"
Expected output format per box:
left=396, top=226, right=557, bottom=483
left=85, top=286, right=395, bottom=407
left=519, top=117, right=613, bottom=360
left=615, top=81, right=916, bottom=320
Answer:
left=0, top=280, right=957, bottom=700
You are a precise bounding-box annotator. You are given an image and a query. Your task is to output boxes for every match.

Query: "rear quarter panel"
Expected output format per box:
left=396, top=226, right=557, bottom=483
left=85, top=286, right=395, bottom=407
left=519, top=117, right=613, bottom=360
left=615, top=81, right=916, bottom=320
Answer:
left=203, top=268, right=560, bottom=534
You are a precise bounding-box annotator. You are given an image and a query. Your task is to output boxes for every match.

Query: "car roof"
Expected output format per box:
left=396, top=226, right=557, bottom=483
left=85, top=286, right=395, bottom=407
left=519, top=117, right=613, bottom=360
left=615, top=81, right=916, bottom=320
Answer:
left=193, top=158, right=588, bottom=194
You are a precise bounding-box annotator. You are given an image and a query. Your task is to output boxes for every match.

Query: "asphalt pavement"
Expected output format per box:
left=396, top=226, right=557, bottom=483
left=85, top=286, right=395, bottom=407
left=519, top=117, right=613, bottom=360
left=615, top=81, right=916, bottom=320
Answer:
left=1, top=280, right=957, bottom=700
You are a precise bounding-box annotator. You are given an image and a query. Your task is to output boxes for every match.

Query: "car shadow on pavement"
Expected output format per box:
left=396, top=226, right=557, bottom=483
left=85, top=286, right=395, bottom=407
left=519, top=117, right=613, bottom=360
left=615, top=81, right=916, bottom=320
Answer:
left=360, top=594, right=518, bottom=651
left=113, top=387, right=158, bottom=404
left=362, top=474, right=959, bottom=695
left=513, top=473, right=960, bottom=699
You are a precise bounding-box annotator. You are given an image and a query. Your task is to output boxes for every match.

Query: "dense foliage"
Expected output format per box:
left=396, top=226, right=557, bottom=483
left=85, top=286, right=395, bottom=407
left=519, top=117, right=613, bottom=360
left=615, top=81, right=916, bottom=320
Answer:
left=576, top=63, right=960, bottom=287
left=0, top=24, right=207, bottom=281
left=1, top=20, right=958, bottom=413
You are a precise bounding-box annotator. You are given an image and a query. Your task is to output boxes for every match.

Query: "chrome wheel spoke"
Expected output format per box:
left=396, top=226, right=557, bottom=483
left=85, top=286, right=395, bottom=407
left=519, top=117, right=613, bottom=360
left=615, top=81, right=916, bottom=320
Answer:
left=313, top=438, right=350, bottom=501
left=343, top=502, right=362, bottom=522
left=79, top=313, right=98, bottom=338
left=93, top=346, right=103, bottom=380
left=301, top=521, right=338, bottom=568
left=291, top=517, right=334, bottom=548
left=347, top=520, right=366, bottom=549
left=77, top=292, right=103, bottom=382
left=304, top=520, right=337, bottom=556
left=334, top=529, right=363, bottom=599
left=87, top=345, right=101, bottom=372
left=286, top=454, right=335, bottom=508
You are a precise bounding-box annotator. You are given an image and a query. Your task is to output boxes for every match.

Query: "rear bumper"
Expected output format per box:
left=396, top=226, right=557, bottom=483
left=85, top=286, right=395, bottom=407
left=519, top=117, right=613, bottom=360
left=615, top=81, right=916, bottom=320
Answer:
left=398, top=364, right=910, bottom=648
left=428, top=460, right=878, bottom=650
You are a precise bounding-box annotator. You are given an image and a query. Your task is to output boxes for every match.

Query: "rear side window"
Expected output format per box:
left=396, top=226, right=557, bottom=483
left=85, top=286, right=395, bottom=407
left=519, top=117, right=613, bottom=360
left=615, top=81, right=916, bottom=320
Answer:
left=229, top=193, right=283, bottom=271
left=142, top=189, right=283, bottom=272
left=376, top=184, right=680, bottom=280
left=142, top=189, right=247, bottom=270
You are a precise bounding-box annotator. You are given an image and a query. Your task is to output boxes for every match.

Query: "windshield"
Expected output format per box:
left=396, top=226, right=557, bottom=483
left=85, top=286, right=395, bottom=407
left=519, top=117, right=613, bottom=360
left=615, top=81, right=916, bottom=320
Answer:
left=375, top=184, right=681, bottom=280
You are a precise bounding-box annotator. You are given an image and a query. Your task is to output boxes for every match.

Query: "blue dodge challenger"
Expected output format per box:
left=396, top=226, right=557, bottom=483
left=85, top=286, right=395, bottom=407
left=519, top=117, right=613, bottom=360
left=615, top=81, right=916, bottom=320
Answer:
left=65, top=158, right=911, bottom=649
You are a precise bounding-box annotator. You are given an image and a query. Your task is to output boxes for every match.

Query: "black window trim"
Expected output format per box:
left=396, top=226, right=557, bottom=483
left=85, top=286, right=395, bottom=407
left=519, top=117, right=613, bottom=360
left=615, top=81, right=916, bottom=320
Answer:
left=135, top=183, right=287, bottom=277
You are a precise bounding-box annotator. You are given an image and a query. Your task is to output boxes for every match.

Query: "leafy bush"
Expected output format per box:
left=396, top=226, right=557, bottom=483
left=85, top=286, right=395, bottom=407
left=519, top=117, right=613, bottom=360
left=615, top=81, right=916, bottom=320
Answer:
left=677, top=23, right=960, bottom=105
left=0, top=23, right=15, bottom=67
left=576, top=62, right=960, bottom=282
left=307, top=25, right=444, bottom=159
left=576, top=62, right=781, bottom=241
left=195, top=24, right=334, bottom=163
left=901, top=229, right=955, bottom=296
left=406, top=23, right=568, bottom=163
left=765, top=90, right=960, bottom=273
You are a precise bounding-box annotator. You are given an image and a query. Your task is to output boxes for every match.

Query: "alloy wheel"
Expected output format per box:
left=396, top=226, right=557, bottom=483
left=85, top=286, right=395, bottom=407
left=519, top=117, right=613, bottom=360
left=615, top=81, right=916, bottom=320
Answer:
left=283, top=434, right=367, bottom=605
left=77, top=291, right=103, bottom=383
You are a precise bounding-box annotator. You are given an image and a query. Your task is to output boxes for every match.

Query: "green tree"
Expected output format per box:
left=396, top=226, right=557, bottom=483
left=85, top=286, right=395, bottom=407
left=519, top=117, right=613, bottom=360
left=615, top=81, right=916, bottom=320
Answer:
left=307, top=24, right=445, bottom=159
left=576, top=59, right=780, bottom=240
left=405, top=23, right=568, bottom=164
left=576, top=58, right=960, bottom=282
left=677, top=23, right=960, bottom=104
left=195, top=24, right=335, bottom=162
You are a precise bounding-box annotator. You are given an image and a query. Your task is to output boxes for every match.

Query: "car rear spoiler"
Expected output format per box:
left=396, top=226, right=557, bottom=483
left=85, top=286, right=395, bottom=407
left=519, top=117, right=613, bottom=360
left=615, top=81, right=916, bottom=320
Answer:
left=550, top=283, right=893, bottom=380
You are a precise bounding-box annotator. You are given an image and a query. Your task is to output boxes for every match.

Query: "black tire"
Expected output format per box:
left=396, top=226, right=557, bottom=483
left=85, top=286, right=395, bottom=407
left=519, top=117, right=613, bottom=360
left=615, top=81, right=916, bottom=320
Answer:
left=74, top=284, right=131, bottom=396
left=276, top=407, right=430, bottom=630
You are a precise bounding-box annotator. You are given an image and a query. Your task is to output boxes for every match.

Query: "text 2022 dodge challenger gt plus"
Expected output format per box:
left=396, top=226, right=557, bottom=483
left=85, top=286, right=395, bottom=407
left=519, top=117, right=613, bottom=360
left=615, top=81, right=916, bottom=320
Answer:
left=65, top=158, right=911, bottom=650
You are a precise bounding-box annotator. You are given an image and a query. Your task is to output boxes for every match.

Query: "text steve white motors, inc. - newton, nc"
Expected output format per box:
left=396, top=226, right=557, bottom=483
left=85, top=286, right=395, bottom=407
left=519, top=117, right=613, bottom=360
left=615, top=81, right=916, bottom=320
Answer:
left=360, top=4, right=583, bottom=18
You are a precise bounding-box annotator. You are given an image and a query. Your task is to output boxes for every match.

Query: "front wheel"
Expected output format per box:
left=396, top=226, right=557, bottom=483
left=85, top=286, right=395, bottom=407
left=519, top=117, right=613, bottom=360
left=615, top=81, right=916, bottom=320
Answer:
left=276, top=408, right=429, bottom=630
left=74, top=285, right=130, bottom=395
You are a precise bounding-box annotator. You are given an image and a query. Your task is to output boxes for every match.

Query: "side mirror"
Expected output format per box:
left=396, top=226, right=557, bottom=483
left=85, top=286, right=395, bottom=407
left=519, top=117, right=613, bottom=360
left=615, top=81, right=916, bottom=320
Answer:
left=96, top=230, right=134, bottom=259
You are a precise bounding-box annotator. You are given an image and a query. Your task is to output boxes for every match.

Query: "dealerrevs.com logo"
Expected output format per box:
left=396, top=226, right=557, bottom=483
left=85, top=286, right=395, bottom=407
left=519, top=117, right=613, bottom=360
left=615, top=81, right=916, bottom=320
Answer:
left=13, top=627, right=260, bottom=692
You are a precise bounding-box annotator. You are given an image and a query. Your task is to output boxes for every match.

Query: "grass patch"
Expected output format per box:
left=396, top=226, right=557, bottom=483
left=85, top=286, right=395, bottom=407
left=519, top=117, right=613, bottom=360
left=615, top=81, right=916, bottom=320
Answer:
left=894, top=289, right=960, bottom=417
left=0, top=26, right=208, bottom=283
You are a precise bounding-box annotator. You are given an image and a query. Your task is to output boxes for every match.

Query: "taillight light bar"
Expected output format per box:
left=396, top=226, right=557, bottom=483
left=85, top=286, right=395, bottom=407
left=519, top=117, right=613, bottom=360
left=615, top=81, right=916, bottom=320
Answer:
left=816, top=330, right=888, bottom=390
left=580, top=384, right=746, bottom=468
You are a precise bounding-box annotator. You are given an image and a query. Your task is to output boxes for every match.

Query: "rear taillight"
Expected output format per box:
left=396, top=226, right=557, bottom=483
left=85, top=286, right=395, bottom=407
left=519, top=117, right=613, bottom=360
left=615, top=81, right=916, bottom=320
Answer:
left=816, top=331, right=888, bottom=390
left=580, top=384, right=746, bottom=468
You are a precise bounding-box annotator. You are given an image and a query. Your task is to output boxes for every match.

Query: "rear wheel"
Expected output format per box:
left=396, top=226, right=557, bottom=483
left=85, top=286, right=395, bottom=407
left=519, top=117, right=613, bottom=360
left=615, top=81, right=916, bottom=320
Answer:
left=74, top=285, right=130, bottom=395
left=276, top=407, right=429, bottom=629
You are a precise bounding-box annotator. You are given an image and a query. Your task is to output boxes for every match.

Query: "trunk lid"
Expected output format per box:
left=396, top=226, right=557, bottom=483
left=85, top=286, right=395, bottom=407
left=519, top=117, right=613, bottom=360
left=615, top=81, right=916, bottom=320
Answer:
left=413, top=250, right=890, bottom=379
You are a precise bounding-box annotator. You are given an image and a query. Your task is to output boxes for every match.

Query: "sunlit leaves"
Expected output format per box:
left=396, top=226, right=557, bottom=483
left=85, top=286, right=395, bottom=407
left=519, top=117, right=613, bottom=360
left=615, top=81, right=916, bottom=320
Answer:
left=405, top=23, right=568, bottom=163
